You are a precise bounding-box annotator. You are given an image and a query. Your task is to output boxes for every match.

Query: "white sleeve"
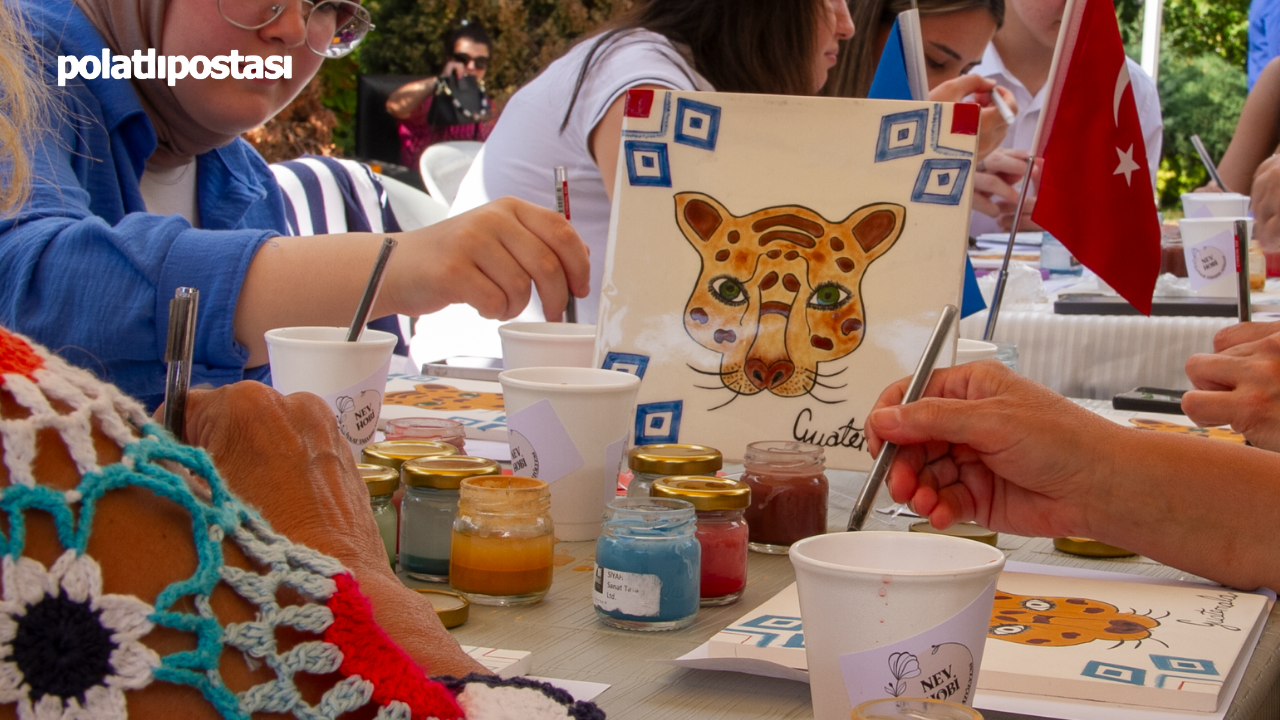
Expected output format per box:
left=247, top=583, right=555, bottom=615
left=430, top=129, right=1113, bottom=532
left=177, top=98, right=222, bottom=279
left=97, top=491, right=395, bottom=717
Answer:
left=1125, top=58, right=1164, bottom=189
left=567, top=32, right=705, bottom=149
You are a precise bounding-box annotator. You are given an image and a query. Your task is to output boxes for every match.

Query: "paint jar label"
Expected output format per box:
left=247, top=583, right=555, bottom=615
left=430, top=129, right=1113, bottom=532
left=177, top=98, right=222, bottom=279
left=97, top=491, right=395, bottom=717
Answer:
left=593, top=565, right=662, bottom=617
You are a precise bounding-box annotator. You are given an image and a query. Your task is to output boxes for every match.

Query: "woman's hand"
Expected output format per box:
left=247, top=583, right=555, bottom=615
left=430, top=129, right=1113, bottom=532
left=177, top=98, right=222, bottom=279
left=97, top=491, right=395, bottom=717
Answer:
left=384, top=196, right=591, bottom=323
left=928, top=75, right=1017, bottom=158
left=180, top=383, right=484, bottom=676
left=866, top=361, right=1111, bottom=538
left=972, top=149, right=1043, bottom=231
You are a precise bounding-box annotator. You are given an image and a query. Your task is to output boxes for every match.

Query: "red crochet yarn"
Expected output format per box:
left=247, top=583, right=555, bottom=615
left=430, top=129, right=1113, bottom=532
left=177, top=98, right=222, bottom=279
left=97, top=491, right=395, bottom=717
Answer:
left=324, top=573, right=465, bottom=720
left=0, top=329, right=43, bottom=380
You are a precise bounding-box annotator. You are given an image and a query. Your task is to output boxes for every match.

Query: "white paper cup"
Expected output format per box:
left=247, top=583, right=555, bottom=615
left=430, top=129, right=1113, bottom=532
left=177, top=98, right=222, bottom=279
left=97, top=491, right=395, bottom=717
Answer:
left=499, top=367, right=640, bottom=541
left=1181, top=192, right=1249, bottom=219
left=1178, top=217, right=1254, bottom=298
left=954, top=339, right=998, bottom=365
left=790, top=532, right=1005, bottom=720
left=498, top=322, right=597, bottom=370
left=265, top=327, right=397, bottom=455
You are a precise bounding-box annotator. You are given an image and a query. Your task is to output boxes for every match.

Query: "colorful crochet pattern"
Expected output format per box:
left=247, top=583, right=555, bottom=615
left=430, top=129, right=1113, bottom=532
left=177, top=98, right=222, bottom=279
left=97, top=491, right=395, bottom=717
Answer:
left=0, top=328, right=600, bottom=720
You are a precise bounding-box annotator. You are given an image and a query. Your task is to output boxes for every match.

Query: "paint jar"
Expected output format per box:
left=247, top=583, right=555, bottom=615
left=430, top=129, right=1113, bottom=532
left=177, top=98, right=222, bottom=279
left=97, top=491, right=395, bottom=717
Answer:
left=651, top=477, right=751, bottom=606
left=594, top=497, right=700, bottom=631
left=384, top=417, right=467, bottom=452
left=362, top=439, right=458, bottom=471
left=626, top=444, right=723, bottom=498
left=1251, top=241, right=1267, bottom=291
left=356, top=464, right=399, bottom=569
left=400, top=456, right=501, bottom=582
left=450, top=477, right=554, bottom=606
left=741, top=440, right=828, bottom=554
left=852, top=698, right=983, bottom=720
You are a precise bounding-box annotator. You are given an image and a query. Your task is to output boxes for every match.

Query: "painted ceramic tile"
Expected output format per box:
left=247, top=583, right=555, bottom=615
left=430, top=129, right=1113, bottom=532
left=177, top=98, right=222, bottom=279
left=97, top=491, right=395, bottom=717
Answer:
left=980, top=572, right=1269, bottom=712
left=380, top=373, right=507, bottom=441
left=596, top=91, right=975, bottom=469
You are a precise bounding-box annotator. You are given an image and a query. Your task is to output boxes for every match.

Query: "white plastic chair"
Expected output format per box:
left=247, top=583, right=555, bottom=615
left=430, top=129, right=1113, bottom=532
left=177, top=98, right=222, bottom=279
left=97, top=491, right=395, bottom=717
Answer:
left=378, top=172, right=449, bottom=231
left=418, top=140, right=483, bottom=206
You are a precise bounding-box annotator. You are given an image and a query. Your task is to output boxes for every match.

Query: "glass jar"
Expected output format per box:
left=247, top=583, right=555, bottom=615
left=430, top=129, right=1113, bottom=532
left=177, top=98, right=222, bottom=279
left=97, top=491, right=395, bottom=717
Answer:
left=384, top=417, right=467, bottom=452
left=362, top=439, right=458, bottom=471
left=651, top=477, right=750, bottom=606
left=625, top=444, right=722, bottom=498
left=356, top=464, right=399, bottom=569
left=400, top=456, right=500, bottom=582
left=594, top=497, right=700, bottom=631
left=741, top=440, right=828, bottom=553
left=1250, top=241, right=1267, bottom=291
left=450, top=476, right=554, bottom=606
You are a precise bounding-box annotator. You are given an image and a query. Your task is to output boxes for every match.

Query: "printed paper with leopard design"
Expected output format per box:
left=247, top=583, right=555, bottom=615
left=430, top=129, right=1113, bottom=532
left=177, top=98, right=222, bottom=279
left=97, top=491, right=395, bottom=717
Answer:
left=597, top=91, right=976, bottom=468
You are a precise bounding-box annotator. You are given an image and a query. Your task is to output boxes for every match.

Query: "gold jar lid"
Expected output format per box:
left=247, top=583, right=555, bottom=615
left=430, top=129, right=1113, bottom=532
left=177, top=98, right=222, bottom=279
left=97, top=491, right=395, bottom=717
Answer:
left=628, top=444, right=722, bottom=475
left=1054, top=537, right=1137, bottom=558
left=909, top=520, right=998, bottom=546
left=403, top=456, right=500, bottom=489
left=356, top=463, right=399, bottom=496
left=650, top=476, right=750, bottom=511
left=362, top=439, right=458, bottom=470
left=413, top=588, right=470, bottom=628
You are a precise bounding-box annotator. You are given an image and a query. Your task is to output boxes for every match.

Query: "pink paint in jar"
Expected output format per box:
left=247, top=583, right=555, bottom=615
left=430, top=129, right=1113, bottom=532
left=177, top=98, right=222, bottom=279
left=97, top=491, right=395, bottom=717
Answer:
left=651, top=476, right=751, bottom=606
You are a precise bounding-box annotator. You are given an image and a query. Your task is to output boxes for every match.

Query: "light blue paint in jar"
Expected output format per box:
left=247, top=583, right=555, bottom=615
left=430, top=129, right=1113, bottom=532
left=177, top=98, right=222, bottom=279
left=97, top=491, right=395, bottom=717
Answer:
left=594, top=497, right=700, bottom=631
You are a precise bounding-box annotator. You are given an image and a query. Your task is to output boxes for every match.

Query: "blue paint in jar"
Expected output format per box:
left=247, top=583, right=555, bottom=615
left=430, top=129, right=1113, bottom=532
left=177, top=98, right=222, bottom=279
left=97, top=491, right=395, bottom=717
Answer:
left=593, top=497, right=700, bottom=631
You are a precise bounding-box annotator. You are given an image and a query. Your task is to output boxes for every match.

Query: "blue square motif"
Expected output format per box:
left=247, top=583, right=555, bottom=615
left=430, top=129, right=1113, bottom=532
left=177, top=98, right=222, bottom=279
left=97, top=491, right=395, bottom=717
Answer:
left=601, top=352, right=650, bottom=378
left=1150, top=655, right=1219, bottom=675
left=635, top=400, right=683, bottom=444
left=624, top=141, right=672, bottom=187
left=674, top=98, right=721, bottom=150
left=875, top=109, right=928, bottom=162
left=911, top=158, right=971, bottom=205
left=1082, top=661, right=1147, bottom=686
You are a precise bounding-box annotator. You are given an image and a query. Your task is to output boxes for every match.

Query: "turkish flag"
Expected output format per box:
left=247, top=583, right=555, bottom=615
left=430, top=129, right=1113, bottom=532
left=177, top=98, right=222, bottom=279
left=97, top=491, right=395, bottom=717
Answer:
left=1031, top=0, right=1161, bottom=313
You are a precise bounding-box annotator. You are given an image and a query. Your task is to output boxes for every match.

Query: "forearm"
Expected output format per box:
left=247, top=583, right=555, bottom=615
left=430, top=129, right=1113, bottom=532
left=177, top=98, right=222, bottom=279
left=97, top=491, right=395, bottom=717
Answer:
left=1219, top=59, right=1280, bottom=193
left=386, top=80, right=435, bottom=119
left=234, top=232, right=396, bottom=366
left=1082, top=428, right=1280, bottom=591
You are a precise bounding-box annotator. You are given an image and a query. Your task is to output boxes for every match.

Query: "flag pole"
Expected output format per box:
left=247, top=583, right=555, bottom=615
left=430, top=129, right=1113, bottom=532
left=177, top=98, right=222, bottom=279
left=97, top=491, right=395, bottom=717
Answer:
left=981, top=0, right=1080, bottom=342
left=982, top=155, right=1036, bottom=341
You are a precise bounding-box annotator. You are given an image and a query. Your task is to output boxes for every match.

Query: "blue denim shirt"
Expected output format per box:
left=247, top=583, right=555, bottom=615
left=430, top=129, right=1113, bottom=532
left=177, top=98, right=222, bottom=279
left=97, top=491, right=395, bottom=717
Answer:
left=2, top=0, right=285, bottom=409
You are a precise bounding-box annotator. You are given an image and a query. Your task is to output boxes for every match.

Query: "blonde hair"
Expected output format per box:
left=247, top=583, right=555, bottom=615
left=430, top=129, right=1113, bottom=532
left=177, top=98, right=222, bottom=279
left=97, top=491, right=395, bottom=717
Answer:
left=0, top=0, right=44, bottom=216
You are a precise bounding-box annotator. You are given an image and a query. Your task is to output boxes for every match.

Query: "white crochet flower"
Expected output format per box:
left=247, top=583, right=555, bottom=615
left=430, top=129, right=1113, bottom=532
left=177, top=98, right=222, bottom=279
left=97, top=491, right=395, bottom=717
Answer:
left=0, top=550, right=160, bottom=720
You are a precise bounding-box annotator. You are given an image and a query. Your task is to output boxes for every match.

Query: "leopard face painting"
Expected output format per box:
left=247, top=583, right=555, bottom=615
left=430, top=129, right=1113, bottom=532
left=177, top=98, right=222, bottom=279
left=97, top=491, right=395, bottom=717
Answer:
left=383, top=383, right=504, bottom=412
left=988, top=591, right=1166, bottom=649
left=676, top=192, right=904, bottom=402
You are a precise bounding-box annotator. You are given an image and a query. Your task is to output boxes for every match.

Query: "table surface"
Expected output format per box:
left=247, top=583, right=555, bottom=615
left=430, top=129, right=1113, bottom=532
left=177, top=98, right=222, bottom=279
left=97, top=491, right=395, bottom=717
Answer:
left=400, top=467, right=1280, bottom=720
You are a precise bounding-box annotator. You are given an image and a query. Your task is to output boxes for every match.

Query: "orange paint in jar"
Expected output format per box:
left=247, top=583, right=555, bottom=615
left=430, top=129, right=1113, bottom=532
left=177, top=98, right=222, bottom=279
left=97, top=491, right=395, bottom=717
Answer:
left=449, top=476, right=553, bottom=606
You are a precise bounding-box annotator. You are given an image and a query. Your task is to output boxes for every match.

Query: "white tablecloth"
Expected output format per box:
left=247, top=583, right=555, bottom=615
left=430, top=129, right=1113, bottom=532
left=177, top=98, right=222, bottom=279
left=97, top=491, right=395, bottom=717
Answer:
left=959, top=308, right=1234, bottom=399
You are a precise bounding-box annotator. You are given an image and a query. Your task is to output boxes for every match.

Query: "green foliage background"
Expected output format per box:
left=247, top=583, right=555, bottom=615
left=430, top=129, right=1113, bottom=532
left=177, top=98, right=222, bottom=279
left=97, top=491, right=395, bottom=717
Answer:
left=312, top=0, right=1253, bottom=209
left=1115, top=0, right=1250, bottom=209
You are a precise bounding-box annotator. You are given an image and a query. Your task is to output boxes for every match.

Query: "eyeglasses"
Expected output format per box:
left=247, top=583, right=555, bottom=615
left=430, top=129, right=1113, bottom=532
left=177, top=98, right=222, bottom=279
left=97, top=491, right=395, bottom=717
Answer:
left=217, top=0, right=374, bottom=58
left=453, top=52, right=490, bottom=70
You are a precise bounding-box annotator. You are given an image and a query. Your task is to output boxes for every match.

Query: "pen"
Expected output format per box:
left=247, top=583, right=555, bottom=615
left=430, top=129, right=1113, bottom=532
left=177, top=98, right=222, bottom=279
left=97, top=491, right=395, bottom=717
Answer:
left=163, top=286, right=199, bottom=440
left=347, top=237, right=398, bottom=343
left=991, top=88, right=1015, bottom=126
left=1236, top=219, right=1252, bottom=323
left=1191, top=134, right=1228, bottom=193
left=555, top=165, right=578, bottom=323
left=847, top=304, right=959, bottom=531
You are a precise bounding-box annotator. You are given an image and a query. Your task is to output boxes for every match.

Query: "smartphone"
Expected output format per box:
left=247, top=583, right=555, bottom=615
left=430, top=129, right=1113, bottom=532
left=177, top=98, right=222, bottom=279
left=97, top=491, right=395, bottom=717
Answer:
left=422, top=356, right=504, bottom=382
left=1112, top=387, right=1186, bottom=414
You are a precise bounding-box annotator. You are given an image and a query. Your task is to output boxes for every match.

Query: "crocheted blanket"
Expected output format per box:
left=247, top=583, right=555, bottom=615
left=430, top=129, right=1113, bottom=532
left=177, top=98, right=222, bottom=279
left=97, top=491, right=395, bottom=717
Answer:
left=0, top=328, right=603, bottom=720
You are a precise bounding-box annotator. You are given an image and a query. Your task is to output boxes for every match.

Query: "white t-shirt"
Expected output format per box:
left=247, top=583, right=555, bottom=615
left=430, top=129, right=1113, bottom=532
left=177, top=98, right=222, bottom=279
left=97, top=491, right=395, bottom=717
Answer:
left=451, top=30, right=713, bottom=324
left=969, top=45, right=1163, bottom=236
left=138, top=160, right=200, bottom=227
